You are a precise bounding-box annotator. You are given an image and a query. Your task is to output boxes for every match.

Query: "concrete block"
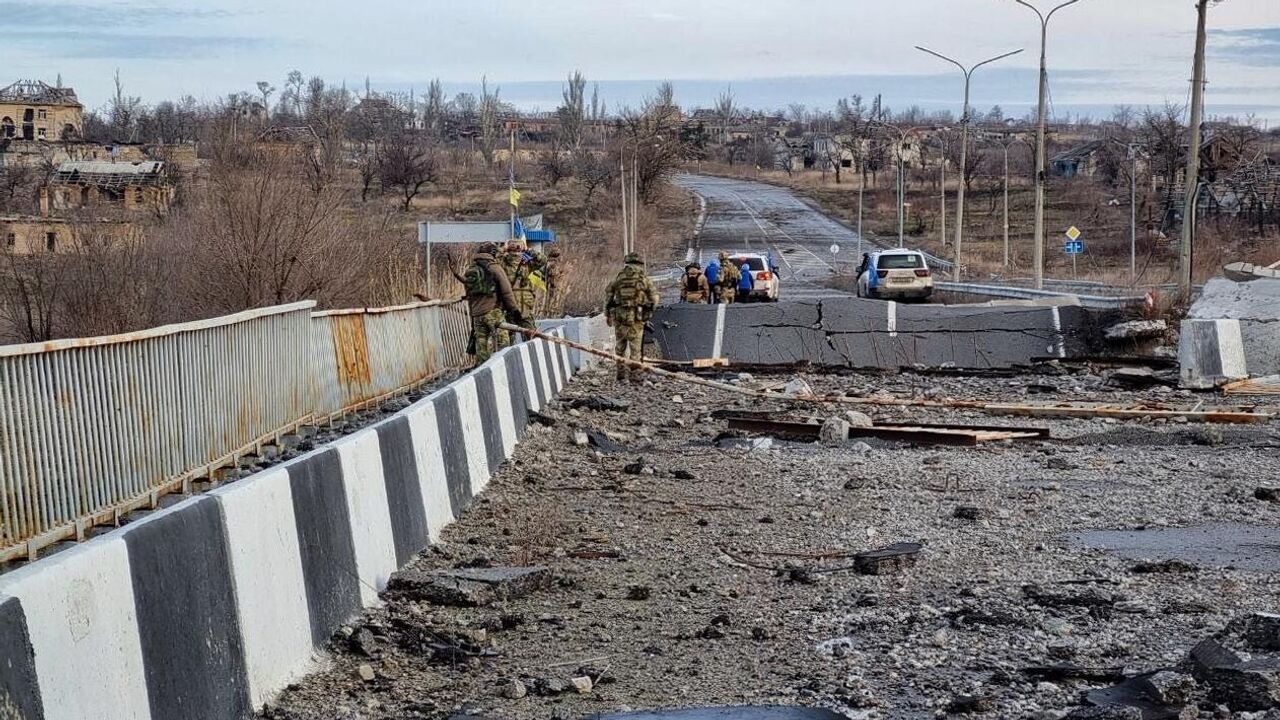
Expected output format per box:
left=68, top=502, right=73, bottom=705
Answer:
left=1179, top=319, right=1248, bottom=388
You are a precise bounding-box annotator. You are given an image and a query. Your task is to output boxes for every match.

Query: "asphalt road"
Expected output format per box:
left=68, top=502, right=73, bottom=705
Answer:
left=674, top=174, right=883, bottom=301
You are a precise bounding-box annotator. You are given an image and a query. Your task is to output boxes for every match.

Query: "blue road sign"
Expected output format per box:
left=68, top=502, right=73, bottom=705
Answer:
left=1064, top=240, right=1085, bottom=255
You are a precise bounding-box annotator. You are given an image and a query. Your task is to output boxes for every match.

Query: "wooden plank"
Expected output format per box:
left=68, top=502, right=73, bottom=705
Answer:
left=984, top=403, right=1273, bottom=425
left=692, top=358, right=731, bottom=369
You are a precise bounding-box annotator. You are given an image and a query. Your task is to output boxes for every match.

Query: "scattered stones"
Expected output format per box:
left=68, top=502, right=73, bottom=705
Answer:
left=626, top=585, right=652, bottom=601
left=386, top=566, right=552, bottom=607
left=568, top=395, right=632, bottom=412
left=781, top=378, right=815, bottom=398
left=1136, top=670, right=1196, bottom=706
left=1226, top=612, right=1280, bottom=651
left=953, top=506, right=988, bottom=521
left=1130, top=559, right=1198, bottom=574
left=819, top=417, right=850, bottom=447
left=853, top=542, right=921, bottom=576
left=500, top=679, right=528, bottom=699
left=843, top=410, right=874, bottom=428
left=716, top=436, right=774, bottom=452
left=671, top=469, right=696, bottom=480
left=1023, top=584, right=1116, bottom=609
left=572, top=430, right=589, bottom=447
left=357, top=664, right=375, bottom=682
left=569, top=676, right=594, bottom=694
left=946, top=695, right=994, bottom=714
left=1105, top=320, right=1168, bottom=342
left=1255, top=487, right=1280, bottom=503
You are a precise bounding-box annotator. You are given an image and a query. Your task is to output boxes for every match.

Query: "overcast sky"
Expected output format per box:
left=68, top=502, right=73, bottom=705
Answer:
left=4, top=0, right=1280, bottom=121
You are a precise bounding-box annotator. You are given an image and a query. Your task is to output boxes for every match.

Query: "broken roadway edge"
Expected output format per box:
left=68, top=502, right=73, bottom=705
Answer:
left=267, top=365, right=1280, bottom=720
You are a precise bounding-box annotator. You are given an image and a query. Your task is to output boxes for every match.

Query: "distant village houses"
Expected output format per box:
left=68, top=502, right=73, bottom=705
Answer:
left=0, top=80, right=83, bottom=142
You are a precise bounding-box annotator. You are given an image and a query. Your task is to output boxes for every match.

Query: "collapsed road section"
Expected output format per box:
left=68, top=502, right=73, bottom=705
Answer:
left=650, top=298, right=1095, bottom=370
left=271, top=357, right=1280, bottom=720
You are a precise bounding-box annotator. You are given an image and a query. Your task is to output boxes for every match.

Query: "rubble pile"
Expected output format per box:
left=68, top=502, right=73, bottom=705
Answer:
left=269, top=365, right=1280, bottom=720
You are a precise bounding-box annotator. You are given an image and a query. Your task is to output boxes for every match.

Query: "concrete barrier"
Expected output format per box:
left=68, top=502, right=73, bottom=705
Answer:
left=652, top=299, right=1094, bottom=369
left=1182, top=277, right=1280, bottom=387
left=0, top=329, right=579, bottom=720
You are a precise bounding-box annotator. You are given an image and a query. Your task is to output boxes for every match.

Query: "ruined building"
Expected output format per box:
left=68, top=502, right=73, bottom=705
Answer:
left=0, top=80, right=83, bottom=142
left=47, top=160, right=174, bottom=215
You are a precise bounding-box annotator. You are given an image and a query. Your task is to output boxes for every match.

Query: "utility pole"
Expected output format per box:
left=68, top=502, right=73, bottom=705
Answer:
left=1180, top=0, right=1210, bottom=294
left=940, top=151, right=947, bottom=251
left=917, top=46, right=1023, bottom=281
left=857, top=159, right=865, bottom=258
left=1130, top=144, right=1139, bottom=281
left=1003, top=140, right=1012, bottom=269
left=1015, top=0, right=1082, bottom=289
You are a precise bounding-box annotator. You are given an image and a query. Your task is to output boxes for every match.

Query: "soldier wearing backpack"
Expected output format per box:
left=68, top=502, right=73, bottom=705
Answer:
left=605, top=252, right=660, bottom=382
left=716, top=251, right=742, bottom=304
left=463, top=243, right=523, bottom=363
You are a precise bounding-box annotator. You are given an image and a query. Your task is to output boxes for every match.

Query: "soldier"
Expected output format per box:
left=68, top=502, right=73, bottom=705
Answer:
left=716, top=251, right=742, bottom=304
left=501, top=241, right=538, bottom=331
left=543, top=247, right=567, bottom=317
left=463, top=242, right=523, bottom=363
left=680, top=263, right=711, bottom=303
left=605, top=252, right=659, bottom=383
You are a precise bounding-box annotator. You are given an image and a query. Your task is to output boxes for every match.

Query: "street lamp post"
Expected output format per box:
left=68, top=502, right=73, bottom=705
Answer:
left=1014, top=0, right=1083, bottom=289
left=916, top=46, right=1023, bottom=281
left=871, top=121, right=924, bottom=249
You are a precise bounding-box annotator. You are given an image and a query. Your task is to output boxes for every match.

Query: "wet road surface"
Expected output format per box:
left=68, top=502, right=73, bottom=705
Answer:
left=675, top=174, right=865, bottom=301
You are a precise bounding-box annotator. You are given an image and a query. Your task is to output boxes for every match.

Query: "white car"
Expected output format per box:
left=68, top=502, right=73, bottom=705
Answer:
left=727, top=252, right=781, bottom=302
left=856, top=250, right=934, bottom=301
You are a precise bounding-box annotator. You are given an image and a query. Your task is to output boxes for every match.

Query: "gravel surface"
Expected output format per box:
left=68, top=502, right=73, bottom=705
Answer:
left=268, top=366, right=1280, bottom=720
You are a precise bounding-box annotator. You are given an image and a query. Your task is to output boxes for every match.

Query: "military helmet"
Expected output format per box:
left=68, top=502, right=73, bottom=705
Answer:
left=685, top=263, right=700, bottom=271
left=549, top=248, right=562, bottom=258
left=625, top=252, right=644, bottom=265
left=478, top=242, right=501, bottom=255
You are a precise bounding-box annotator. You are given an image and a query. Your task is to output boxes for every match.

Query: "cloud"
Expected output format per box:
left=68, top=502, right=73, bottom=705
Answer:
left=1210, top=27, right=1280, bottom=66
left=4, top=30, right=271, bottom=60
left=0, top=2, right=231, bottom=28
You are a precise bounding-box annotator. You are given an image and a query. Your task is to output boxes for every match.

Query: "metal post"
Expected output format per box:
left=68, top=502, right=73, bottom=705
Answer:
left=1130, top=146, right=1138, bottom=281
left=425, top=227, right=433, bottom=299
left=857, top=160, right=864, bottom=258
left=1003, top=142, right=1011, bottom=268
left=940, top=152, right=947, bottom=251
left=1014, top=0, right=1082, bottom=289
left=897, top=151, right=905, bottom=248
left=916, top=46, right=1024, bottom=281
left=1180, top=0, right=1209, bottom=294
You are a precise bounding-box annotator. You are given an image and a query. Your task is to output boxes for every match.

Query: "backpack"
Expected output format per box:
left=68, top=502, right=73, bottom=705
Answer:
left=610, top=265, right=649, bottom=308
left=720, top=262, right=741, bottom=287
left=463, top=262, right=496, bottom=297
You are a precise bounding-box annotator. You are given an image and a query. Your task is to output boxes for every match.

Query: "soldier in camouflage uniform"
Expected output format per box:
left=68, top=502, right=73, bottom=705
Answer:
left=543, top=247, right=567, bottom=317
left=605, top=252, right=660, bottom=382
left=716, top=251, right=741, bottom=304
left=501, top=242, right=539, bottom=331
left=464, top=243, right=523, bottom=363
left=680, top=263, right=711, bottom=303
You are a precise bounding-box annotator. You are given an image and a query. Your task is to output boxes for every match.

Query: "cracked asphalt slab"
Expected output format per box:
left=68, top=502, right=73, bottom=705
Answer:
left=270, top=366, right=1280, bottom=720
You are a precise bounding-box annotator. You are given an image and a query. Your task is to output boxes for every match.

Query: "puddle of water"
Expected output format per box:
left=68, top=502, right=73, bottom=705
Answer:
left=594, top=708, right=847, bottom=720
left=1071, top=523, right=1280, bottom=573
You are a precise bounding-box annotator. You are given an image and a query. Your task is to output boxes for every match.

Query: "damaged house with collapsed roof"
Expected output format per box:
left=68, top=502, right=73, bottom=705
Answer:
left=0, top=80, right=83, bottom=142
left=44, top=160, right=175, bottom=215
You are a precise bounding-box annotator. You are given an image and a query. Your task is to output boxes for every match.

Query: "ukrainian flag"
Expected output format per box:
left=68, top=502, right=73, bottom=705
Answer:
left=509, top=187, right=522, bottom=208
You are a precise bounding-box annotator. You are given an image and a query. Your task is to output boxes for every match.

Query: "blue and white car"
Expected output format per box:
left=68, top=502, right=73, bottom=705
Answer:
left=856, top=250, right=934, bottom=301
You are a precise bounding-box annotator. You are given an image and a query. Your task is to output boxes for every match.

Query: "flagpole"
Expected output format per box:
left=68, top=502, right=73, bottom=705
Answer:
left=509, top=129, right=517, bottom=243
left=620, top=155, right=630, bottom=257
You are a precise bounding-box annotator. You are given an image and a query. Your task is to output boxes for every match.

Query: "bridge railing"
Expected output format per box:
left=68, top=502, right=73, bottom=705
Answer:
left=0, top=298, right=472, bottom=562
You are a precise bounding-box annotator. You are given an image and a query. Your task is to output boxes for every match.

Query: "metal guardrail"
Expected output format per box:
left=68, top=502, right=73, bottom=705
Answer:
left=0, top=298, right=472, bottom=562
left=934, top=281, right=1148, bottom=309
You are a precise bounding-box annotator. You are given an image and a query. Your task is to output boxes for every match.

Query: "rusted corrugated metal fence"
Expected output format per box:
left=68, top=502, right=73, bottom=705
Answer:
left=0, top=298, right=472, bottom=562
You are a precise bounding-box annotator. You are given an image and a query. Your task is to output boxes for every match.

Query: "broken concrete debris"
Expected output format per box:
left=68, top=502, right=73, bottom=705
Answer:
left=852, top=542, right=921, bottom=576
left=386, top=566, right=551, bottom=607
left=1105, top=320, right=1168, bottom=343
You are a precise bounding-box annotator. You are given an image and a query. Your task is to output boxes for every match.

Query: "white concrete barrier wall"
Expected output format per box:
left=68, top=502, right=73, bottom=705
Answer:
left=0, top=330, right=577, bottom=720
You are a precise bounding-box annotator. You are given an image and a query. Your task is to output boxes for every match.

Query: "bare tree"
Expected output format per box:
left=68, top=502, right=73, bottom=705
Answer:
left=715, top=87, right=736, bottom=146
left=423, top=79, right=446, bottom=139
left=557, top=71, right=587, bottom=149
left=256, top=81, right=275, bottom=121
left=479, top=78, right=503, bottom=167
left=619, top=82, right=688, bottom=203
left=1140, top=103, right=1188, bottom=208
left=572, top=149, right=613, bottom=213
left=108, top=70, right=143, bottom=142
left=379, top=132, right=439, bottom=211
